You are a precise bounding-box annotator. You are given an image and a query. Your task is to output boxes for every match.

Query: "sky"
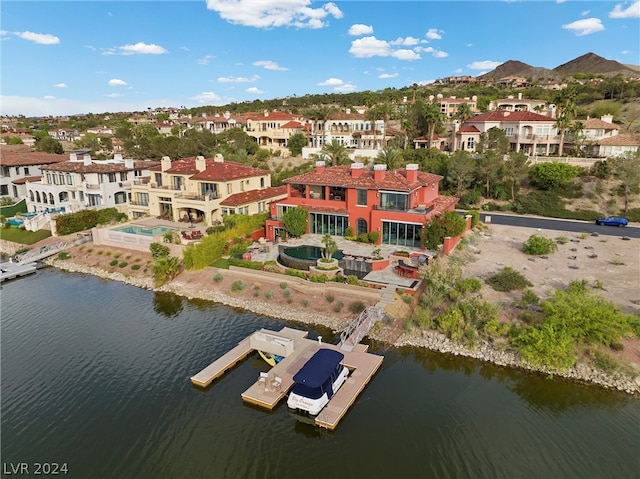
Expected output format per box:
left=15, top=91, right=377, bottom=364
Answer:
left=1, top=0, right=639, bottom=118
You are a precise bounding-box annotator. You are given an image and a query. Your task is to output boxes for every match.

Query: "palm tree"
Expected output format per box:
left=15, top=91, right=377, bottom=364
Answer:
left=305, top=105, right=334, bottom=149
left=455, top=103, right=474, bottom=123
left=375, top=147, right=402, bottom=170
left=554, top=86, right=577, bottom=156
left=321, top=234, right=338, bottom=262
left=321, top=139, right=349, bottom=166
left=376, top=101, right=394, bottom=148
left=424, top=102, right=445, bottom=146
left=365, top=104, right=382, bottom=150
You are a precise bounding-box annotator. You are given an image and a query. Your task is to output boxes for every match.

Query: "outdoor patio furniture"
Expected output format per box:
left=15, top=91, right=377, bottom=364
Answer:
left=181, top=230, right=203, bottom=241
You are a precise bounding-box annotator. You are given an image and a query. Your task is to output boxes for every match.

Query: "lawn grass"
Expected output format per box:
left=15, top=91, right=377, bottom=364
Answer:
left=0, top=227, right=52, bottom=245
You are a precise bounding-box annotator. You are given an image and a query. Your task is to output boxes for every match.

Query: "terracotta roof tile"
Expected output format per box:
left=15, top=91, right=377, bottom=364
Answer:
left=582, top=118, right=619, bottom=130
left=283, top=165, right=442, bottom=192
left=220, top=186, right=287, bottom=206
left=596, top=134, right=640, bottom=146
left=41, top=159, right=157, bottom=173
left=468, top=110, right=554, bottom=122
left=0, top=145, right=68, bottom=167
left=166, top=157, right=270, bottom=181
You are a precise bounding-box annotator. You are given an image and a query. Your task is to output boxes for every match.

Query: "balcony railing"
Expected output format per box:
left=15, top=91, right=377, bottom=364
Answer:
left=128, top=201, right=149, bottom=207
left=174, top=192, right=219, bottom=201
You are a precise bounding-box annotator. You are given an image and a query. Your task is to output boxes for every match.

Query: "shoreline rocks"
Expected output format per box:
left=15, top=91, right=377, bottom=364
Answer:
left=45, top=257, right=639, bottom=395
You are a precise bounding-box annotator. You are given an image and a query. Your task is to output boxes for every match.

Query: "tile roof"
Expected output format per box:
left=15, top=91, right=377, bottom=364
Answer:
left=283, top=165, right=442, bottom=192
left=220, top=186, right=287, bottom=206
left=0, top=145, right=68, bottom=167
left=246, top=111, right=298, bottom=121
left=41, top=159, right=157, bottom=173
left=582, top=118, right=619, bottom=130
left=432, top=195, right=460, bottom=216
left=596, top=134, right=640, bottom=146
left=458, top=125, right=481, bottom=133
left=13, top=176, right=43, bottom=184
left=281, top=121, right=304, bottom=129
left=468, top=110, right=555, bottom=122
left=165, top=157, right=270, bottom=181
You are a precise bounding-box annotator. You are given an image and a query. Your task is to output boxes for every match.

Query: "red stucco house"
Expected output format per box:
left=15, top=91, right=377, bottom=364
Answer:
left=265, top=161, right=458, bottom=248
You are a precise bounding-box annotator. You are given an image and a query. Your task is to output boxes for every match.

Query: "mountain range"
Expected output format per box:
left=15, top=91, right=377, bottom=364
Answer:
left=480, top=52, right=639, bottom=80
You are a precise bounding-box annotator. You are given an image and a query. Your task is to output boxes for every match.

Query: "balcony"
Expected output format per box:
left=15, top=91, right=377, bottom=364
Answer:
left=128, top=200, right=149, bottom=207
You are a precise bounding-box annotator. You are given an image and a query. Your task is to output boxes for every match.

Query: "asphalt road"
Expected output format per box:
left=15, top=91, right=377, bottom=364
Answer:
left=474, top=212, right=640, bottom=239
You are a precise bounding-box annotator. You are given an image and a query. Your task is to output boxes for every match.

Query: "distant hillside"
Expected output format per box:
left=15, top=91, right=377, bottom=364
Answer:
left=480, top=52, right=638, bottom=80
left=554, top=52, right=638, bottom=76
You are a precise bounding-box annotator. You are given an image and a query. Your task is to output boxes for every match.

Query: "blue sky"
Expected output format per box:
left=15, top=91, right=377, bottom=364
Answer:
left=1, top=0, right=639, bottom=117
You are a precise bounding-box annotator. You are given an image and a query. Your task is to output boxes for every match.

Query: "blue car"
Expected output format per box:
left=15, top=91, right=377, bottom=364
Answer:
left=596, top=216, right=628, bottom=227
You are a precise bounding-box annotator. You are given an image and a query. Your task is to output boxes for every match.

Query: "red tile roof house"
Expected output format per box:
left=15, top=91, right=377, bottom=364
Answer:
left=265, top=161, right=458, bottom=248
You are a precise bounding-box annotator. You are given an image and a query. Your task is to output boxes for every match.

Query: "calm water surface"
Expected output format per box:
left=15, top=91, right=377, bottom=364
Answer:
left=2, top=268, right=639, bottom=478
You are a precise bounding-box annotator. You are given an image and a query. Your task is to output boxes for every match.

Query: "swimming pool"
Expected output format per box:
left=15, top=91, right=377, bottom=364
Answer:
left=282, top=245, right=344, bottom=261
left=112, top=225, right=176, bottom=236
left=7, top=218, right=24, bottom=226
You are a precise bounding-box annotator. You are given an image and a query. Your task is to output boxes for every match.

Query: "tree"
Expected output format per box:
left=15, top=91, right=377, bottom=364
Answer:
left=287, top=133, right=307, bottom=157
left=282, top=207, right=308, bottom=237
left=421, top=210, right=467, bottom=250
left=455, top=103, right=474, bottom=123
left=5, top=136, right=23, bottom=145
left=447, top=150, right=475, bottom=197
left=610, top=152, right=640, bottom=213
left=321, top=139, right=349, bottom=166
left=553, top=86, right=578, bottom=156
left=476, top=127, right=509, bottom=155
left=35, top=135, right=63, bottom=154
left=321, top=233, right=338, bottom=261
left=365, top=104, right=383, bottom=149
left=475, top=150, right=502, bottom=198
left=503, top=151, right=530, bottom=202
left=423, top=102, right=445, bottom=145
left=375, top=147, right=402, bottom=170
left=528, top=162, right=580, bottom=190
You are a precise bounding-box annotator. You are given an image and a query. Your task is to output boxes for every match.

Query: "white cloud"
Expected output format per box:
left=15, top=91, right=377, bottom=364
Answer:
left=348, top=24, right=373, bottom=36
left=104, top=93, right=123, bottom=98
left=561, top=18, right=604, bottom=36
left=198, top=54, right=215, bottom=65
left=581, top=10, right=590, bottom=16
left=390, top=36, right=420, bottom=46
left=609, top=1, right=640, bottom=18
left=416, top=80, right=435, bottom=86
left=44, top=95, right=56, bottom=100
left=392, top=49, right=421, bottom=61
left=318, top=77, right=344, bottom=86
left=349, top=36, right=390, bottom=58
left=205, top=0, right=343, bottom=29
left=621, top=49, right=630, bottom=54
left=378, top=73, right=398, bottom=79
left=246, top=87, right=264, bottom=94
left=253, top=60, right=287, bottom=71
left=218, top=75, right=260, bottom=83
left=14, top=31, right=60, bottom=45
left=467, top=60, right=502, bottom=70
left=118, top=42, right=168, bottom=55
left=414, top=46, right=447, bottom=58
left=191, top=91, right=221, bottom=103
left=108, top=79, right=128, bottom=86
left=425, top=28, right=443, bottom=40
left=334, top=83, right=356, bottom=92
left=432, top=50, right=448, bottom=58
left=454, top=68, right=463, bottom=74
left=53, top=83, right=68, bottom=88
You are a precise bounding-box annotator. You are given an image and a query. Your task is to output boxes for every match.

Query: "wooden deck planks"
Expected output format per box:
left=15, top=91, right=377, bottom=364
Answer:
left=190, top=337, right=253, bottom=387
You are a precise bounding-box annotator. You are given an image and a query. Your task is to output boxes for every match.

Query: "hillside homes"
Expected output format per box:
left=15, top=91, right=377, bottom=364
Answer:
left=128, top=154, right=287, bottom=225
left=576, top=115, right=640, bottom=157
left=29, top=154, right=156, bottom=214
left=265, top=162, right=458, bottom=247
left=0, top=145, right=68, bottom=200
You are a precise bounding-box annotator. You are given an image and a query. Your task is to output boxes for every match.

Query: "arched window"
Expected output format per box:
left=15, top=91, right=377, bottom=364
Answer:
left=29, top=191, right=34, bottom=201
left=42, top=192, right=48, bottom=204
left=36, top=191, right=41, bottom=203
left=356, top=218, right=368, bottom=236
left=49, top=193, right=55, bottom=204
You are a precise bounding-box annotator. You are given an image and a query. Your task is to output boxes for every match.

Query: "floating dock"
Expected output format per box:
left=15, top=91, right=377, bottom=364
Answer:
left=190, top=326, right=383, bottom=430
left=0, top=261, right=38, bottom=283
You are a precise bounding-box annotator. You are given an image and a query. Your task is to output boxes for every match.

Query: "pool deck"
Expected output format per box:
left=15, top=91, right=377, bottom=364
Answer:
left=191, top=326, right=383, bottom=430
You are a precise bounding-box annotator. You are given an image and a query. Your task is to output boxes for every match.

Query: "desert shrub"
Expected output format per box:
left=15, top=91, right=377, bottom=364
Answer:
left=333, top=300, right=345, bottom=312
left=367, top=231, right=379, bottom=243
left=230, top=280, right=246, bottom=293
left=435, top=307, right=466, bottom=341
left=253, top=290, right=259, bottom=297
left=279, top=281, right=288, bottom=289
left=57, top=251, right=70, bottom=260
left=555, top=236, right=569, bottom=244
left=213, top=273, right=224, bottom=283
left=402, top=294, right=413, bottom=304
left=282, top=289, right=291, bottom=297
left=486, top=267, right=532, bottom=292
left=309, top=274, right=329, bottom=283
left=348, top=301, right=366, bottom=313
left=356, top=232, right=370, bottom=243
left=228, top=257, right=263, bottom=270
left=131, top=264, right=141, bottom=270
left=346, top=275, right=361, bottom=285
left=110, top=259, right=118, bottom=266
left=118, top=262, right=128, bottom=268
left=287, top=298, right=293, bottom=304
left=150, top=242, right=170, bottom=259
left=325, top=294, right=335, bottom=303
left=454, top=277, right=482, bottom=294
left=284, top=268, right=306, bottom=279
left=522, top=234, right=558, bottom=255
left=344, top=226, right=353, bottom=237
left=529, top=163, right=580, bottom=190
left=301, top=299, right=310, bottom=307
left=519, top=289, right=540, bottom=308
left=264, top=291, right=273, bottom=299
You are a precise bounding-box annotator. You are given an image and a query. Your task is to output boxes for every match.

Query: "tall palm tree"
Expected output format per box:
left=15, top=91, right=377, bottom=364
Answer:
left=424, top=102, right=445, bottom=146
left=321, top=139, right=349, bottom=166
left=375, top=147, right=403, bottom=170
left=376, top=101, right=394, bottom=148
left=554, top=86, right=577, bottom=156
left=455, top=103, right=474, bottom=123
left=365, top=104, right=382, bottom=150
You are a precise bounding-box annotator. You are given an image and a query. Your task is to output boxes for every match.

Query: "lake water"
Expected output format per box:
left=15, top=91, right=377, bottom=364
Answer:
left=2, top=268, right=639, bottom=478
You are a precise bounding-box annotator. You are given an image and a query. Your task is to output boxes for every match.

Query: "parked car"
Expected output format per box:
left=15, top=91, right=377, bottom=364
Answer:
left=595, top=216, right=628, bottom=227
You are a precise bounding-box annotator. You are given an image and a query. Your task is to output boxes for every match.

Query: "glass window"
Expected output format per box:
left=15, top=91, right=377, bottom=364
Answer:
left=356, top=189, right=367, bottom=206
left=380, top=192, right=407, bottom=210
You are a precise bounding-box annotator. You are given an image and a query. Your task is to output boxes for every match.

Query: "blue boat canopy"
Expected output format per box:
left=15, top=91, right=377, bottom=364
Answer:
left=293, top=349, right=344, bottom=388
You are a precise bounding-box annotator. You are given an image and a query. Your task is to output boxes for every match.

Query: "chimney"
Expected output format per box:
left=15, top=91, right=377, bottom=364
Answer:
left=601, top=114, right=613, bottom=124
left=518, top=92, right=523, bottom=100
left=161, top=156, right=171, bottom=172
left=214, top=153, right=224, bottom=163
left=374, top=164, right=386, bottom=182
left=351, top=162, right=364, bottom=178
left=315, top=161, right=325, bottom=174
left=406, top=164, right=419, bottom=182
left=114, top=153, right=123, bottom=162
left=125, top=159, right=134, bottom=169
left=83, top=154, right=92, bottom=166
left=70, top=153, right=78, bottom=162
left=196, top=155, right=206, bottom=172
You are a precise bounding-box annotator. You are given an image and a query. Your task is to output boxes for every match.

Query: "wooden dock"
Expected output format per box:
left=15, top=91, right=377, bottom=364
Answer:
left=191, top=326, right=383, bottom=430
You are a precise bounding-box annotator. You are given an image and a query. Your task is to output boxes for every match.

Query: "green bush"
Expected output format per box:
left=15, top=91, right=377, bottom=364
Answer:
left=150, top=242, right=170, bottom=259
left=333, top=300, right=345, bottom=312
left=367, top=231, right=379, bottom=243
left=279, top=282, right=288, bottom=289
left=454, top=277, right=482, bottom=294
left=301, top=299, right=310, bottom=307
left=325, top=294, right=335, bottom=303
left=110, top=259, right=118, bottom=266
left=131, top=264, right=141, bottom=270
left=265, top=291, right=273, bottom=299
left=228, top=257, right=263, bottom=270
left=348, top=301, right=366, bottom=313
left=118, top=262, right=128, bottom=268
left=285, top=268, right=307, bottom=279
left=344, top=226, right=353, bottom=237
left=522, top=234, right=558, bottom=255
left=230, top=280, right=246, bottom=293
left=282, top=289, right=291, bottom=297
left=309, top=274, right=329, bottom=283
left=356, top=232, right=370, bottom=243
left=486, top=267, right=532, bottom=292
left=57, top=251, right=70, bottom=260
left=402, top=294, right=413, bottom=304
left=213, top=273, right=224, bottom=283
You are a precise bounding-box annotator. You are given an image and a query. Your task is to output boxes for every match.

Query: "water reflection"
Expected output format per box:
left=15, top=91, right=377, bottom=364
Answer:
left=153, top=291, right=184, bottom=317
